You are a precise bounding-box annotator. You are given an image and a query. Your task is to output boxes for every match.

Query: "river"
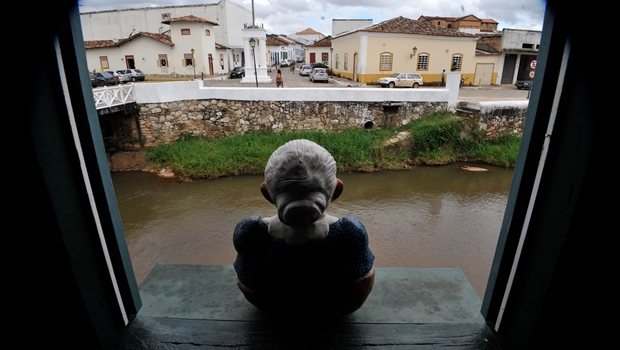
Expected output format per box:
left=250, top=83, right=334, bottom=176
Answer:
left=111, top=163, right=513, bottom=298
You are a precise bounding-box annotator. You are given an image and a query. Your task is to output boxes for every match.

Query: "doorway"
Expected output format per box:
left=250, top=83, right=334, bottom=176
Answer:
left=125, top=55, right=135, bottom=69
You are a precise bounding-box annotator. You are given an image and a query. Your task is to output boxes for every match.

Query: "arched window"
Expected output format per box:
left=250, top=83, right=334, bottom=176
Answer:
left=344, top=53, right=348, bottom=70
left=451, top=54, right=463, bottom=71
left=336, top=54, right=339, bottom=69
left=380, top=52, right=393, bottom=71
left=417, top=53, right=429, bottom=71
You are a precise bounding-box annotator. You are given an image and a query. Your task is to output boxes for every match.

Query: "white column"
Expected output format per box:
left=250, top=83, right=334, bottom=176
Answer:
left=244, top=39, right=254, bottom=69
left=259, top=38, right=267, bottom=68
left=446, top=72, right=461, bottom=109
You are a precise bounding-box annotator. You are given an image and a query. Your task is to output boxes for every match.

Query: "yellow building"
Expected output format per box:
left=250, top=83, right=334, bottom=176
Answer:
left=331, top=16, right=500, bottom=86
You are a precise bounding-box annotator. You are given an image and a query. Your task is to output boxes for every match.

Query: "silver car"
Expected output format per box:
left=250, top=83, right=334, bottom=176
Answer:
left=310, top=68, right=329, bottom=83
left=105, top=70, right=129, bottom=84
left=299, top=65, right=312, bottom=76
left=119, top=69, right=145, bottom=82
left=115, top=70, right=131, bottom=83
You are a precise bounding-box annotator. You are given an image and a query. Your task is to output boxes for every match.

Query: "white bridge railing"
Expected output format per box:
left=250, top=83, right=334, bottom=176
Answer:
left=93, top=83, right=136, bottom=110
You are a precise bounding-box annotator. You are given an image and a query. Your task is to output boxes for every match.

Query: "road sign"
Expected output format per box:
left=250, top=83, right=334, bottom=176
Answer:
left=529, top=70, right=535, bottom=79
left=530, top=60, right=537, bottom=69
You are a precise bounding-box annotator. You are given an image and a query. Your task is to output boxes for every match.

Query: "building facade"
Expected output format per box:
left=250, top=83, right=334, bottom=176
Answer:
left=418, top=14, right=498, bottom=33
left=80, top=0, right=252, bottom=72
left=497, top=29, right=542, bottom=84
left=331, top=16, right=500, bottom=85
left=84, top=16, right=226, bottom=77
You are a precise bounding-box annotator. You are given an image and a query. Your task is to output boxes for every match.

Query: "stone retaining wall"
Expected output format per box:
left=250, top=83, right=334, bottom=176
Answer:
left=460, top=101, right=528, bottom=139
left=139, top=99, right=447, bottom=146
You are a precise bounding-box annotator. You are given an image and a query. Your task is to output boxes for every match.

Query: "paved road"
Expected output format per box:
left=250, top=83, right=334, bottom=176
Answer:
left=197, top=65, right=530, bottom=102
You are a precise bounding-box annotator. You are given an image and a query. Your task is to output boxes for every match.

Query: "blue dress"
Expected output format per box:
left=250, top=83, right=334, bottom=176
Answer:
left=233, top=215, right=374, bottom=314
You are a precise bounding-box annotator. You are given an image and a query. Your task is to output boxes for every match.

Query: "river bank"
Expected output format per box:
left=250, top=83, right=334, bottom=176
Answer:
left=108, top=112, right=521, bottom=179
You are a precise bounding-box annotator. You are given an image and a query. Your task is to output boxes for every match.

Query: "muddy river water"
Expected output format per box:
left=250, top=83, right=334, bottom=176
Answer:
left=112, top=163, right=513, bottom=297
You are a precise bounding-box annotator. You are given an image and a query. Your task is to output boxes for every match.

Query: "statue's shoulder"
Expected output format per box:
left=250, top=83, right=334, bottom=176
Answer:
left=328, top=216, right=369, bottom=248
left=331, top=216, right=367, bottom=235
left=233, top=216, right=268, bottom=254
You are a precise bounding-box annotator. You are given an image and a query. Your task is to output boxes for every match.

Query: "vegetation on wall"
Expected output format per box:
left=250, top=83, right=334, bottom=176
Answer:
left=145, top=111, right=521, bottom=179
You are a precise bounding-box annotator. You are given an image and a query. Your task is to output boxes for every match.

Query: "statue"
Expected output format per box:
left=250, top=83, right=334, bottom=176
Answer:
left=233, top=139, right=375, bottom=317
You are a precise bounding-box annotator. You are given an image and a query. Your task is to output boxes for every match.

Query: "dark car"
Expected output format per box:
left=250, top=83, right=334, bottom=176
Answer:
left=89, top=72, right=98, bottom=87
left=229, top=66, right=245, bottom=79
left=92, top=71, right=119, bottom=86
left=515, top=79, right=532, bottom=90
left=311, top=62, right=329, bottom=69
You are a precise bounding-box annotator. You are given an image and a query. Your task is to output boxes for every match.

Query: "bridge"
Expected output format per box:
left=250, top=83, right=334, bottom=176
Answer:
left=92, top=83, right=142, bottom=151
left=92, top=83, right=136, bottom=113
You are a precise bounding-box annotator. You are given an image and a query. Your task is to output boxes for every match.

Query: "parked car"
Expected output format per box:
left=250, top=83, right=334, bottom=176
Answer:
left=114, top=70, right=132, bottom=83
left=299, top=65, right=312, bottom=76
left=229, top=66, right=245, bottom=79
left=515, top=79, right=532, bottom=90
left=92, top=71, right=119, bottom=86
left=118, top=69, right=145, bottom=82
left=103, top=70, right=126, bottom=84
left=89, top=72, right=98, bottom=87
left=311, top=62, right=329, bottom=69
left=310, top=68, right=329, bottom=83
left=378, top=73, right=423, bottom=88
left=279, top=60, right=289, bottom=67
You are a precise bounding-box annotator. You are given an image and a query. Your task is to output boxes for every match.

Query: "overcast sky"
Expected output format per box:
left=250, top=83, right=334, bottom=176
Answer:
left=78, top=0, right=546, bottom=36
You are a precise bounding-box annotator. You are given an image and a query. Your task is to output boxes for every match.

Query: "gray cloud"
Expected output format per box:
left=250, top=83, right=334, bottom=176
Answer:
left=79, top=0, right=545, bottom=34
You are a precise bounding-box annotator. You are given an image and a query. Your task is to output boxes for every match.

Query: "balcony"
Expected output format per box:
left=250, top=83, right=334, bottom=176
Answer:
left=119, top=264, right=500, bottom=348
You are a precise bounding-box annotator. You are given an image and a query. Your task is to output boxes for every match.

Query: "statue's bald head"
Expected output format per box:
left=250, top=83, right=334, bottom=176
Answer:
left=263, top=140, right=339, bottom=227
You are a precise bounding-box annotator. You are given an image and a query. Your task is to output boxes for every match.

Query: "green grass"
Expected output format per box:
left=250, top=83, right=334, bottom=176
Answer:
left=145, top=112, right=521, bottom=179
left=146, top=129, right=395, bottom=179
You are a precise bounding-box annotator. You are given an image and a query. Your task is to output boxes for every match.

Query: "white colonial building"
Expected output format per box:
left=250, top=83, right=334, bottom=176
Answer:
left=84, top=15, right=230, bottom=77
left=80, top=0, right=252, bottom=74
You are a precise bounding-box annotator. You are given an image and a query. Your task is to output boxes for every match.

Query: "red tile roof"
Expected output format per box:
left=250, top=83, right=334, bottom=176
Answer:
left=296, top=28, right=321, bottom=35
left=338, top=16, right=478, bottom=38
left=266, top=36, right=290, bottom=46
left=161, top=15, right=218, bottom=26
left=84, top=32, right=174, bottom=49
left=306, top=36, right=332, bottom=47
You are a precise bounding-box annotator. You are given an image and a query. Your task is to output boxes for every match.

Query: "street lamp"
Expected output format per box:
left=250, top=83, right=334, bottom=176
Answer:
left=249, top=37, right=258, bottom=87
left=191, top=48, right=196, bottom=79
left=409, top=46, right=418, bottom=59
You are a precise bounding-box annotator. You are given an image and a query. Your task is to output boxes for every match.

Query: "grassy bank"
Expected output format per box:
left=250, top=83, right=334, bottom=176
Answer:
left=145, top=111, right=521, bottom=179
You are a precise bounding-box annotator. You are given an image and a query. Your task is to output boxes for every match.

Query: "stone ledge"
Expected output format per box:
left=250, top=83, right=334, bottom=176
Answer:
left=138, top=264, right=484, bottom=324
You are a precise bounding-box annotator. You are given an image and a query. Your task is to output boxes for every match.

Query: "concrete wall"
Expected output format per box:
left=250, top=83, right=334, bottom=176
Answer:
left=132, top=80, right=461, bottom=146
left=501, top=29, right=542, bottom=50
left=332, top=19, right=373, bottom=36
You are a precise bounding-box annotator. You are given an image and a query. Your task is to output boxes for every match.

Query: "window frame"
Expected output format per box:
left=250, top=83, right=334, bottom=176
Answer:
left=99, top=56, right=109, bottom=69
left=451, top=54, right=463, bottom=71
left=205, top=29, right=211, bottom=36
left=184, top=53, right=194, bottom=67
left=417, top=53, right=429, bottom=71
left=158, top=54, right=168, bottom=67
left=379, top=52, right=393, bottom=71
left=344, top=53, right=348, bottom=71
left=181, top=28, right=191, bottom=35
